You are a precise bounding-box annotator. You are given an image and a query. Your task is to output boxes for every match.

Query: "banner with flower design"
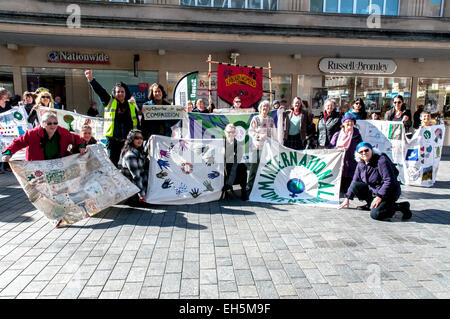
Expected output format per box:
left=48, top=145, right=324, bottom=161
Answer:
left=37, top=107, right=108, bottom=146
left=182, top=110, right=282, bottom=163
left=146, top=135, right=224, bottom=205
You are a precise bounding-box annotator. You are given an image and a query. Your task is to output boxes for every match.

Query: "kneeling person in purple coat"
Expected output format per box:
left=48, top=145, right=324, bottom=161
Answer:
left=338, top=142, right=412, bottom=221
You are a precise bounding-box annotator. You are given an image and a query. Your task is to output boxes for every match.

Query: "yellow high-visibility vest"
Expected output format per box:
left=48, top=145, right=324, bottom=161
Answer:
left=103, top=97, right=138, bottom=137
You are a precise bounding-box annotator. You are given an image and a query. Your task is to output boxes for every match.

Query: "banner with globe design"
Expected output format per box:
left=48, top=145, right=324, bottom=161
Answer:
left=182, top=110, right=282, bottom=163
left=249, top=139, right=345, bottom=208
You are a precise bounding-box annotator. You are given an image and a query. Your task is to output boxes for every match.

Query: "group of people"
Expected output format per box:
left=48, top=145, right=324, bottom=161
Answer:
left=3, top=75, right=434, bottom=220
left=223, top=96, right=415, bottom=221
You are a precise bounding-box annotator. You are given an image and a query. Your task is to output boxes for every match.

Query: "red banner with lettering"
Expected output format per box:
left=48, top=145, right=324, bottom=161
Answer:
left=217, top=64, right=263, bottom=108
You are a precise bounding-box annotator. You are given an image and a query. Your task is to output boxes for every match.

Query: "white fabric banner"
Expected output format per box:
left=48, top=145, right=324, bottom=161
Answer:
left=249, top=139, right=344, bottom=208
left=38, top=107, right=108, bottom=145
left=0, top=105, right=31, bottom=161
left=9, top=144, right=139, bottom=227
left=147, top=135, right=224, bottom=205
left=399, top=124, right=445, bottom=187
left=357, top=120, right=405, bottom=163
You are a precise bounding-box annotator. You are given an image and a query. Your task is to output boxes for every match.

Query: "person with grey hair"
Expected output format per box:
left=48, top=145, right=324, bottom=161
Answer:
left=246, top=100, right=277, bottom=193
left=316, top=98, right=342, bottom=149
left=0, top=87, right=11, bottom=114
left=2, top=112, right=86, bottom=162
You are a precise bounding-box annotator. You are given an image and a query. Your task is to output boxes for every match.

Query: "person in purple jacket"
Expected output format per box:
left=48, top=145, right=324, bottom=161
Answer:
left=338, top=142, right=412, bottom=221
left=329, top=114, right=362, bottom=193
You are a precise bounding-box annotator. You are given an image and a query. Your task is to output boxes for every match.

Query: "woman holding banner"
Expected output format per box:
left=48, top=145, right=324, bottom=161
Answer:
left=329, top=114, right=362, bottom=193
left=338, top=142, right=411, bottom=221
left=222, top=124, right=248, bottom=200
left=119, top=129, right=149, bottom=206
left=2, top=112, right=86, bottom=162
left=141, top=83, right=175, bottom=140
left=384, top=95, right=412, bottom=132
left=247, top=100, right=277, bottom=194
left=317, top=99, right=341, bottom=149
left=283, top=97, right=312, bottom=151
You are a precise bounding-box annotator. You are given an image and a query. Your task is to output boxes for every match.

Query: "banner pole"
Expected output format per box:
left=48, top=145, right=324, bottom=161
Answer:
left=208, top=54, right=212, bottom=109
left=268, top=62, right=273, bottom=106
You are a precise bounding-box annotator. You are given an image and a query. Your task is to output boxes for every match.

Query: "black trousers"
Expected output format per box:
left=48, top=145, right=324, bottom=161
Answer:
left=348, top=181, right=397, bottom=220
left=106, top=137, right=125, bottom=168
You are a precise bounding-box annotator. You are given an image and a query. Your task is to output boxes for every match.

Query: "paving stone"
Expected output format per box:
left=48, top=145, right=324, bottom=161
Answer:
left=238, top=285, right=259, bottom=298
left=200, top=284, right=219, bottom=299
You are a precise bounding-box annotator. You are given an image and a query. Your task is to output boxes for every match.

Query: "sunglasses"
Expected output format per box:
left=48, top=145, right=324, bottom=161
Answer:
left=41, top=96, right=51, bottom=99
left=134, top=136, right=143, bottom=140
left=358, top=149, right=370, bottom=154
left=235, top=101, right=241, bottom=103
left=393, top=101, right=402, bottom=104
left=46, top=122, right=58, bottom=125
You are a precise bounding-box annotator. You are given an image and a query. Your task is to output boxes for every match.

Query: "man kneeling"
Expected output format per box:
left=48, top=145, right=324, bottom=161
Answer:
left=338, top=142, right=412, bottom=221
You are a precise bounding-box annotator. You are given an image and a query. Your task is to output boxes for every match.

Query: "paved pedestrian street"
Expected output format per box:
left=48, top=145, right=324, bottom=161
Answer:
left=0, top=158, right=449, bottom=299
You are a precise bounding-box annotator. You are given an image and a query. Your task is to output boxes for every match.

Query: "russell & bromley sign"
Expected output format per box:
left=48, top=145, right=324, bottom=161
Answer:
left=48, top=51, right=110, bottom=64
left=319, top=58, right=397, bottom=75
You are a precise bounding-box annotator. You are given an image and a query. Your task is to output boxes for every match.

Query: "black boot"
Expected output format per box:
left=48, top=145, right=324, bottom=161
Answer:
left=357, top=203, right=371, bottom=211
left=396, top=202, right=412, bottom=220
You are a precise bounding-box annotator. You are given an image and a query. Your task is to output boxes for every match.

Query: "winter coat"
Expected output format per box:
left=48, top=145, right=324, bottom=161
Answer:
left=346, top=151, right=401, bottom=201
left=317, top=111, right=341, bottom=147
left=282, top=109, right=311, bottom=142
left=329, top=127, right=363, bottom=178
left=120, top=147, right=149, bottom=197
left=3, top=126, right=85, bottom=161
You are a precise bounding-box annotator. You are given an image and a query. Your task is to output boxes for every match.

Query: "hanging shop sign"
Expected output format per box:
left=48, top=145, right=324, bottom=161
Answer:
left=48, top=51, right=110, bottom=64
left=319, top=58, right=397, bottom=75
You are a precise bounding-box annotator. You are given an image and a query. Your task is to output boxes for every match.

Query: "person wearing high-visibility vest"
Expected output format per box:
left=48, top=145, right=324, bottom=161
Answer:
left=85, top=70, right=138, bottom=167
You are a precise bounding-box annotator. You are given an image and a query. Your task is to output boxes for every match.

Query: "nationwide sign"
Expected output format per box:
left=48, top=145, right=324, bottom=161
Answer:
left=319, top=58, right=397, bottom=75
left=48, top=51, right=110, bottom=64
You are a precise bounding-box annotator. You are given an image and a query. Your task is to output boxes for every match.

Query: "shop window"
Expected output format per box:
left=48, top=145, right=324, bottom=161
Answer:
left=21, top=67, right=157, bottom=114
left=263, top=74, right=292, bottom=107
left=0, top=66, right=14, bottom=97
left=21, top=67, right=68, bottom=108
left=422, top=0, right=444, bottom=17
left=311, top=0, right=399, bottom=15
left=299, top=75, right=411, bottom=117
left=417, top=78, right=450, bottom=119
left=180, top=0, right=277, bottom=10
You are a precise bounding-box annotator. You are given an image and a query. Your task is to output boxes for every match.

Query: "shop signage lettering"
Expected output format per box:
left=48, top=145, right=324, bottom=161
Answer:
left=319, top=58, right=397, bottom=74
left=48, top=51, right=110, bottom=64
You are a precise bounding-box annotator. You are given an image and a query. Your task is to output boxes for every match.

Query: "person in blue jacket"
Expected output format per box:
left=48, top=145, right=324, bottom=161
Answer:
left=338, top=142, right=412, bottom=221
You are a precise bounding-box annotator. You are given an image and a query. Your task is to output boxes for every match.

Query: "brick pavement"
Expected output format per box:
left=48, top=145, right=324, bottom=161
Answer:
left=0, top=158, right=449, bottom=299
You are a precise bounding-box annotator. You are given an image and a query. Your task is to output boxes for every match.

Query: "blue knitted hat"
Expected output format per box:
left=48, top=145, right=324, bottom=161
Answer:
left=356, top=142, right=373, bottom=152
left=341, top=113, right=356, bottom=124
